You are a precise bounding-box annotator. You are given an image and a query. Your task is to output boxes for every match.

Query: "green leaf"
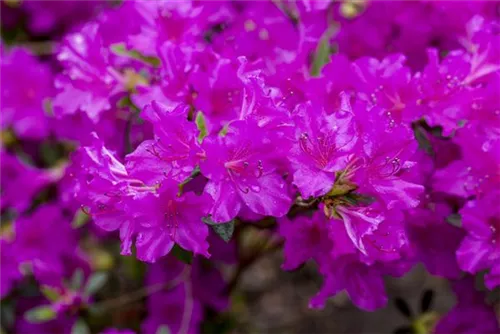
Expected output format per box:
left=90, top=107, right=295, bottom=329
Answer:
left=413, top=123, right=434, bottom=155
left=0, top=301, right=15, bottom=329
left=219, top=123, right=229, bottom=137
left=172, top=245, right=193, bottom=264
left=24, top=306, right=56, bottom=324
left=195, top=112, right=208, bottom=143
left=70, top=268, right=84, bottom=290
left=110, top=43, right=161, bottom=67
left=203, top=217, right=235, bottom=243
left=41, top=286, right=60, bottom=302
left=83, top=272, right=109, bottom=296
left=72, top=210, right=89, bottom=229
left=156, top=325, right=171, bottom=334
left=43, top=98, right=54, bottom=116
left=71, top=319, right=90, bottom=334
left=40, top=141, right=60, bottom=166
left=310, top=36, right=331, bottom=77
left=345, top=193, right=376, bottom=206
left=446, top=213, right=462, bottom=228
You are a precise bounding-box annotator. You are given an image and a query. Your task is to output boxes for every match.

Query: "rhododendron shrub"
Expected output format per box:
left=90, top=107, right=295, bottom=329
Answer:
left=1, top=1, right=499, bottom=333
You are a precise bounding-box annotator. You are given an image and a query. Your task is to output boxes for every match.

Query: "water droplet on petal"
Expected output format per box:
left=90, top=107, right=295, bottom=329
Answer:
left=250, top=185, right=261, bottom=193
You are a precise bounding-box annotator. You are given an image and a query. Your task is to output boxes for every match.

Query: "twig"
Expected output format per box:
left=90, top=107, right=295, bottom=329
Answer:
left=92, top=267, right=190, bottom=312
left=225, top=233, right=284, bottom=294
left=123, top=106, right=140, bottom=156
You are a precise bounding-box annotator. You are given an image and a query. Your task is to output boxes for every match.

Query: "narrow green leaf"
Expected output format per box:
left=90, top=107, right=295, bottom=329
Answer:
left=446, top=213, right=462, bottom=228
left=219, top=123, right=229, bottom=137
left=72, top=210, right=89, bottom=229
left=413, top=124, right=434, bottom=155
left=203, top=217, right=235, bottom=242
left=110, top=43, right=160, bottom=67
left=41, top=286, right=60, bottom=302
left=70, top=268, right=84, bottom=290
left=24, top=306, right=56, bottom=324
left=310, top=37, right=331, bottom=77
left=195, top=112, right=208, bottom=143
left=71, top=319, right=90, bottom=334
left=110, top=42, right=127, bottom=55
left=43, top=98, right=54, bottom=116
left=172, top=245, right=193, bottom=264
left=83, top=272, right=109, bottom=296
left=0, top=302, right=15, bottom=328
left=40, top=141, right=59, bottom=166
left=156, top=325, right=171, bottom=334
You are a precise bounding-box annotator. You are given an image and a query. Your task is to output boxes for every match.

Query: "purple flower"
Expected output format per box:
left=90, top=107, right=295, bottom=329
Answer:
left=16, top=316, right=75, bottom=334
left=132, top=180, right=212, bottom=263
left=353, top=115, right=424, bottom=210
left=12, top=204, right=75, bottom=276
left=407, top=206, right=464, bottom=279
left=1, top=150, right=53, bottom=213
left=1, top=47, right=53, bottom=139
left=127, top=1, right=210, bottom=55
left=310, top=255, right=388, bottom=311
left=290, top=97, right=357, bottom=198
left=70, top=134, right=140, bottom=255
left=126, top=101, right=201, bottom=185
left=53, top=22, right=121, bottom=122
left=456, top=191, right=500, bottom=289
left=333, top=204, right=384, bottom=255
left=21, top=0, right=105, bottom=36
left=212, top=2, right=299, bottom=69
left=352, top=54, right=416, bottom=123
left=432, top=132, right=500, bottom=198
left=0, top=239, right=22, bottom=298
left=279, top=211, right=354, bottom=270
left=100, top=329, right=135, bottom=334
left=190, top=57, right=249, bottom=131
left=434, top=277, right=500, bottom=334
left=200, top=120, right=292, bottom=222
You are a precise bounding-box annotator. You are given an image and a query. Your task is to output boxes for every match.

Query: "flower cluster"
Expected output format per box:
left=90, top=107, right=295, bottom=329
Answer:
left=1, top=1, right=500, bottom=333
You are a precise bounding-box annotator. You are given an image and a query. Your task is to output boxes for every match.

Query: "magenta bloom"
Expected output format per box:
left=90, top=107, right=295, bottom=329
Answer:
left=100, top=329, right=135, bottom=334
left=0, top=239, right=22, bottom=298
left=212, top=1, right=299, bottom=69
left=126, top=101, right=201, bottom=185
left=335, top=204, right=386, bottom=255
left=353, top=114, right=424, bottom=210
left=457, top=191, right=500, bottom=289
left=21, top=0, right=105, bottom=36
left=132, top=180, right=212, bottom=263
left=200, top=120, right=292, bottom=222
left=127, top=0, right=210, bottom=55
left=279, top=211, right=354, bottom=270
left=352, top=54, right=416, bottom=123
left=12, top=204, right=75, bottom=276
left=1, top=47, right=53, bottom=139
left=310, top=255, right=388, bottom=311
left=290, top=97, right=357, bottom=198
left=432, top=132, right=500, bottom=198
left=71, top=134, right=139, bottom=255
left=190, top=57, right=248, bottom=131
left=407, top=206, right=464, bottom=279
left=1, top=150, right=53, bottom=213
left=434, top=277, right=500, bottom=334
left=53, top=22, right=120, bottom=122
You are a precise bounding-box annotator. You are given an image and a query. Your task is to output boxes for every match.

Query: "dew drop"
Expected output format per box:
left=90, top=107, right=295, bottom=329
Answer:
left=250, top=185, right=261, bottom=193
